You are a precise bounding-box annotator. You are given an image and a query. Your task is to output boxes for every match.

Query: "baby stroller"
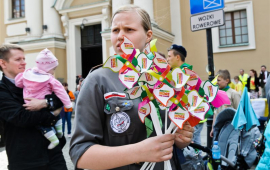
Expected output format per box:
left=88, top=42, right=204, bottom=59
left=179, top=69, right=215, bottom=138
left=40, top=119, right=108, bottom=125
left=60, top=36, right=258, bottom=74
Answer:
left=212, top=108, right=260, bottom=169
left=189, top=108, right=260, bottom=170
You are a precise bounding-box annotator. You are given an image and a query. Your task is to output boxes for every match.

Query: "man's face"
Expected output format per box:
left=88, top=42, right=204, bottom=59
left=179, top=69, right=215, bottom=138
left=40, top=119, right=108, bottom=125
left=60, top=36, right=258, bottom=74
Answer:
left=240, top=70, right=244, bottom=75
left=217, top=76, right=229, bottom=89
left=261, top=67, right=266, bottom=72
left=167, top=50, right=179, bottom=69
left=0, top=49, right=26, bottom=78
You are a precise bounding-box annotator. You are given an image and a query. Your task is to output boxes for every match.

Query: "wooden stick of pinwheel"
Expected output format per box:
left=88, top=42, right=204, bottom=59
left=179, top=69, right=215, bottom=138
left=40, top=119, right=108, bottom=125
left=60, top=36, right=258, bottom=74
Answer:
left=140, top=102, right=172, bottom=170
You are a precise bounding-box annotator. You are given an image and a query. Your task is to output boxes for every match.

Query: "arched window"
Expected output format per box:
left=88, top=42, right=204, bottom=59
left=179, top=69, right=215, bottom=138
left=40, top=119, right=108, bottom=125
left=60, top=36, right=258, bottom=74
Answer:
left=12, top=0, right=25, bottom=18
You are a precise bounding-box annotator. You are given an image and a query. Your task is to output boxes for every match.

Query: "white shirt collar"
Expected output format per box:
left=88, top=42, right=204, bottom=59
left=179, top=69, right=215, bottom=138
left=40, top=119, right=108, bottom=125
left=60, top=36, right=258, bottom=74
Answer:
left=5, top=76, right=15, bottom=84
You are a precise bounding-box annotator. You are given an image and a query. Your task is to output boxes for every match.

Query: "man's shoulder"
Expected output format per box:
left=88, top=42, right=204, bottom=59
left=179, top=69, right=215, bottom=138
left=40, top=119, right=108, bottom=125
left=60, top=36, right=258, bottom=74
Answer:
left=228, top=88, right=241, bottom=97
left=0, top=79, right=8, bottom=91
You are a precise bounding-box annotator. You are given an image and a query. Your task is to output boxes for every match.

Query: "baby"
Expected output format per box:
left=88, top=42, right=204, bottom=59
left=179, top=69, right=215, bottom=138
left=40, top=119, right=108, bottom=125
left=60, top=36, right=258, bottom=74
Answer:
left=15, top=48, right=72, bottom=149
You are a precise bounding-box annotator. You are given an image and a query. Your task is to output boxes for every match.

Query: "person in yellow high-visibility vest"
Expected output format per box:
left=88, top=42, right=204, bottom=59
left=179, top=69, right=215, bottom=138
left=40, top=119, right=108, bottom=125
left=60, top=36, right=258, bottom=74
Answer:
left=239, top=69, right=249, bottom=90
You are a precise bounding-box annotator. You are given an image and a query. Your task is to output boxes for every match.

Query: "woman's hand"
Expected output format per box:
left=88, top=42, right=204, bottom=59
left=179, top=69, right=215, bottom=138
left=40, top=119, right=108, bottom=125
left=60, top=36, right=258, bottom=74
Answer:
left=174, top=122, right=194, bottom=149
left=136, top=134, right=175, bottom=163
left=23, top=98, right=47, bottom=111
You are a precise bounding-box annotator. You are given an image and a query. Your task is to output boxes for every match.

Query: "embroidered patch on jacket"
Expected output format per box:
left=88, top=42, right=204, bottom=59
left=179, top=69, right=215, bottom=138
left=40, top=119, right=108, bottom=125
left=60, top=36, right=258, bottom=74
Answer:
left=104, top=92, right=126, bottom=100
left=106, top=103, right=111, bottom=111
left=121, top=101, right=131, bottom=107
left=110, top=112, right=130, bottom=133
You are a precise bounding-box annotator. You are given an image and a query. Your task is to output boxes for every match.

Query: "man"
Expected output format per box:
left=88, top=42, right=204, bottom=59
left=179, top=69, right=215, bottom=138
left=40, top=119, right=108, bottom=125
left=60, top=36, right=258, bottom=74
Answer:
left=239, top=69, right=249, bottom=90
left=259, top=65, right=270, bottom=98
left=76, top=74, right=82, bottom=85
left=167, top=44, right=192, bottom=70
left=210, top=70, right=241, bottom=137
left=0, top=44, right=67, bottom=170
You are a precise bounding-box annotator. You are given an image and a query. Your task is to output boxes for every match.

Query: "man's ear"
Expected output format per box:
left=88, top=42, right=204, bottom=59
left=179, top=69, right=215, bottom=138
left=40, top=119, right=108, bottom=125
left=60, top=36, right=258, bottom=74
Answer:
left=0, top=59, right=7, bottom=70
left=226, top=79, right=230, bottom=84
left=176, top=54, right=181, bottom=61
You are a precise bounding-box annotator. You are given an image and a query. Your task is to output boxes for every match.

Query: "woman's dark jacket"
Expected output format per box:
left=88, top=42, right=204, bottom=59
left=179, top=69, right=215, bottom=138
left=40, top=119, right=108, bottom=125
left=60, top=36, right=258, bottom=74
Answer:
left=246, top=76, right=260, bottom=92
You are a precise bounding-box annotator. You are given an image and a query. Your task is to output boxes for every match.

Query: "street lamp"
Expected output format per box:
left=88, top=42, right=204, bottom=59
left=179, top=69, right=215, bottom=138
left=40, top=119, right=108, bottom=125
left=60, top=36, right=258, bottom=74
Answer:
left=80, top=18, right=88, bottom=30
left=25, top=27, right=30, bottom=33
left=43, top=25, right=48, bottom=31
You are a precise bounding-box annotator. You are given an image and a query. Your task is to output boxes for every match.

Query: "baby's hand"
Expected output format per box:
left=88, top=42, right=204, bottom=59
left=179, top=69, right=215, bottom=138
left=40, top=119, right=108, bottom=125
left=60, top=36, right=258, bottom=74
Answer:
left=23, top=98, right=47, bottom=111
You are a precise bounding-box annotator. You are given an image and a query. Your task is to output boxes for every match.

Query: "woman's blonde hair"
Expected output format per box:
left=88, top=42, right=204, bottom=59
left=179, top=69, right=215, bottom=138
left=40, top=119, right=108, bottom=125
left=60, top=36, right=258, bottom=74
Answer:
left=112, top=5, right=152, bottom=32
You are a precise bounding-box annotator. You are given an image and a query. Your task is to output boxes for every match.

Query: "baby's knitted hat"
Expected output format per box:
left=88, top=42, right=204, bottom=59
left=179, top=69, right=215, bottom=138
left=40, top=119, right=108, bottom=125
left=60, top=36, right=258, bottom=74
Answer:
left=36, top=48, right=58, bottom=72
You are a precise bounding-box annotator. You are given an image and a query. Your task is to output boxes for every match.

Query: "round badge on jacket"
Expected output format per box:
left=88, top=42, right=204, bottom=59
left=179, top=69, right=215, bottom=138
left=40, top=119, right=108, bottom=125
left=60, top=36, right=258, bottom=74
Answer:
left=110, top=112, right=130, bottom=133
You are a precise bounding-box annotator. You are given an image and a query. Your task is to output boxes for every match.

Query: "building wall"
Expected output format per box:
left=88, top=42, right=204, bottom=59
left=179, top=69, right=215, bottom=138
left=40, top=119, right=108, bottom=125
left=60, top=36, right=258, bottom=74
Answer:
left=0, top=0, right=4, bottom=79
left=0, top=0, right=4, bottom=44
left=153, top=35, right=173, bottom=56
left=180, top=0, right=270, bottom=80
left=70, top=0, right=102, bottom=7
left=68, top=7, right=103, bottom=19
left=180, top=0, right=208, bottom=80
left=106, top=39, right=112, bottom=58
left=51, top=48, right=67, bottom=82
left=153, top=0, right=171, bottom=33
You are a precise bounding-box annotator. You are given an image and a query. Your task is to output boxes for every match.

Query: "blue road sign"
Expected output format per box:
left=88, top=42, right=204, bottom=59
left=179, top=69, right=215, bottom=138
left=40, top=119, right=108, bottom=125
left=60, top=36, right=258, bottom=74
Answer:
left=190, top=0, right=224, bottom=15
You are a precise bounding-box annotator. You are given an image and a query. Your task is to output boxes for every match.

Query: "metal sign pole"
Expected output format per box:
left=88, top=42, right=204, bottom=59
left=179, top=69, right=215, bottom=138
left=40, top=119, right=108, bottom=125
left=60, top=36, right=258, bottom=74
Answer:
left=206, top=28, right=215, bottom=81
left=206, top=28, right=215, bottom=149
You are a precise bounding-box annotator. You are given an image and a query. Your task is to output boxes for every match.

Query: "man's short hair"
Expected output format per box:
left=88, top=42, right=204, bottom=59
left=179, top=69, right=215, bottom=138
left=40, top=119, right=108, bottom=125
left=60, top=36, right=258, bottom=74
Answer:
left=218, top=69, right=231, bottom=83
left=172, top=49, right=186, bottom=62
left=0, top=44, right=24, bottom=71
left=168, top=44, right=187, bottom=62
left=261, top=65, right=266, bottom=69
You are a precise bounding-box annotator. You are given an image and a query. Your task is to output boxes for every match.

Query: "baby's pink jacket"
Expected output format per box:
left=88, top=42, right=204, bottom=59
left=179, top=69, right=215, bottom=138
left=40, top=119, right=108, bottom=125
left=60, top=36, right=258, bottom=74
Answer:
left=15, top=69, right=72, bottom=108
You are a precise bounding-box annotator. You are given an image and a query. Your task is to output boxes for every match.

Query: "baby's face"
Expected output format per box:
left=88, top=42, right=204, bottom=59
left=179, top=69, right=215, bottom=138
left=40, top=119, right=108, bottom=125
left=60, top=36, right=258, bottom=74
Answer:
left=48, top=67, right=57, bottom=75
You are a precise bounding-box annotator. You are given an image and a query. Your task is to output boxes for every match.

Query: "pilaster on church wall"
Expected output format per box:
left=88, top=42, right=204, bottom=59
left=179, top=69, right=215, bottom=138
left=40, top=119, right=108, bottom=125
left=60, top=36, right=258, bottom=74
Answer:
left=42, top=0, right=64, bottom=39
left=24, top=0, right=43, bottom=40
left=0, top=0, right=5, bottom=44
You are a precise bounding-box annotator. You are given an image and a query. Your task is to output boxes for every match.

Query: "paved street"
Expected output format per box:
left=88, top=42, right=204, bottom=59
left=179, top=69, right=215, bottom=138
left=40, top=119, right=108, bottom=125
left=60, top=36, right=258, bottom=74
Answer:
left=0, top=118, right=256, bottom=170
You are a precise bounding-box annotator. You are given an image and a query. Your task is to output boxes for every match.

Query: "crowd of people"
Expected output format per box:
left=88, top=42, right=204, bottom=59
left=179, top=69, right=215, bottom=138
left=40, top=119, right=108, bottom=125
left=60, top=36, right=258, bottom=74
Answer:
left=0, top=4, right=268, bottom=170
left=231, top=66, right=269, bottom=99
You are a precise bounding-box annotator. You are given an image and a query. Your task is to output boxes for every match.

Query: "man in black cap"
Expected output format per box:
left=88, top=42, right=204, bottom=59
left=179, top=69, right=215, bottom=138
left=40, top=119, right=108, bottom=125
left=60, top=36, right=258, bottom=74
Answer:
left=167, top=44, right=192, bottom=70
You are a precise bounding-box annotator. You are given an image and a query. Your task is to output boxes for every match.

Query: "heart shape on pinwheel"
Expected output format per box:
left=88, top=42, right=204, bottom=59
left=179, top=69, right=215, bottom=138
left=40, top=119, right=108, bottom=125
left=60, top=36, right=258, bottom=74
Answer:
left=137, top=53, right=153, bottom=73
left=138, top=72, right=158, bottom=85
left=169, top=106, right=190, bottom=129
left=184, top=68, right=199, bottom=87
left=119, top=69, right=139, bottom=89
left=103, top=55, right=124, bottom=72
left=138, top=103, right=151, bottom=123
left=153, top=83, right=175, bottom=106
left=125, top=86, right=143, bottom=99
left=187, top=90, right=203, bottom=111
left=171, top=67, right=190, bottom=89
left=153, top=53, right=168, bottom=69
left=189, top=101, right=210, bottom=120
left=202, top=80, right=218, bottom=102
left=120, top=36, right=135, bottom=55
